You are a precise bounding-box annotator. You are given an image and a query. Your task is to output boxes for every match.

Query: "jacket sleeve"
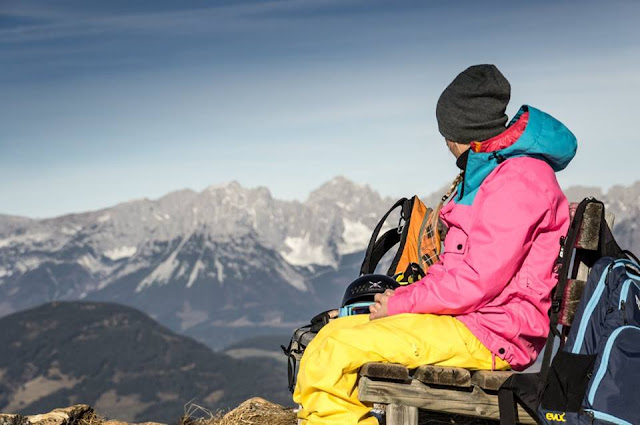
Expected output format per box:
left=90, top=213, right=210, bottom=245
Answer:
left=387, top=162, right=553, bottom=316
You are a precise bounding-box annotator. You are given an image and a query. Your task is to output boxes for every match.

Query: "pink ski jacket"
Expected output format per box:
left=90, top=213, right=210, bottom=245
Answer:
left=387, top=106, right=577, bottom=370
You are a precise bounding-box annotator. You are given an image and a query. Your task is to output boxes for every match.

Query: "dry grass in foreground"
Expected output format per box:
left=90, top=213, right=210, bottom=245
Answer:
left=181, top=398, right=296, bottom=425
left=180, top=398, right=497, bottom=425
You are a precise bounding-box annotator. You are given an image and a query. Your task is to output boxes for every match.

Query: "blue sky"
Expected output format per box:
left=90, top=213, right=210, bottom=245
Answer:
left=1, top=0, right=639, bottom=218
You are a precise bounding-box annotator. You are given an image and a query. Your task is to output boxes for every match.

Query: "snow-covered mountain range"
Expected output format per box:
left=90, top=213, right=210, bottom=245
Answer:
left=0, top=177, right=394, bottom=348
left=0, top=177, right=637, bottom=349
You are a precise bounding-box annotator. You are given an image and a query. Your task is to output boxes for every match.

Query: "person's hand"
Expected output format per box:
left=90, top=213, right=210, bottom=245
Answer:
left=327, top=309, right=339, bottom=322
left=369, top=289, right=395, bottom=321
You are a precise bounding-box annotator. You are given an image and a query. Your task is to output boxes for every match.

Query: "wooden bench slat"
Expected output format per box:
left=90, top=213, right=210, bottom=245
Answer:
left=573, top=202, right=602, bottom=250
left=358, top=376, right=536, bottom=424
left=470, top=370, right=514, bottom=391
left=559, top=279, right=587, bottom=326
left=360, top=362, right=410, bottom=382
left=412, top=365, right=471, bottom=388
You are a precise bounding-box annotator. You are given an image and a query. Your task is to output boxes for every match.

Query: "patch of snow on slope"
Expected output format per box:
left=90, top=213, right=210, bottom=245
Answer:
left=100, top=261, right=146, bottom=290
left=214, top=258, right=225, bottom=284
left=276, top=261, right=308, bottom=292
left=78, top=254, right=102, bottom=273
left=97, top=214, right=111, bottom=223
left=177, top=302, right=209, bottom=330
left=153, top=212, right=171, bottom=221
left=104, top=246, right=137, bottom=261
left=61, top=227, right=79, bottom=236
left=15, top=258, right=44, bottom=273
left=136, top=233, right=195, bottom=292
left=281, top=235, right=334, bottom=267
left=175, top=262, right=188, bottom=279
left=137, top=257, right=179, bottom=292
left=216, top=316, right=254, bottom=327
left=224, top=348, right=285, bottom=363
left=187, top=259, right=205, bottom=288
left=338, top=218, right=372, bottom=255
left=0, top=267, right=10, bottom=278
left=0, top=233, right=50, bottom=248
left=261, top=311, right=285, bottom=326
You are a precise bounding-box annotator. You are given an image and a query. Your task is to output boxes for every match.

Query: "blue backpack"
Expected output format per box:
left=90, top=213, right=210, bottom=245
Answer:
left=537, top=256, right=640, bottom=424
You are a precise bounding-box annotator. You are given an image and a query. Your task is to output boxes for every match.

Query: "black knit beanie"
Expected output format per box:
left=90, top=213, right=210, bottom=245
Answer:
left=436, top=64, right=511, bottom=143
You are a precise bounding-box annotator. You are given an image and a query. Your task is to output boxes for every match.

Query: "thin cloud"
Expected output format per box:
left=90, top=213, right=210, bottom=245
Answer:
left=0, top=0, right=359, bottom=43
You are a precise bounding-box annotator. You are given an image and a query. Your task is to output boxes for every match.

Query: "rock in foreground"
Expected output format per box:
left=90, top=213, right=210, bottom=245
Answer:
left=0, top=399, right=297, bottom=425
left=0, top=405, right=98, bottom=425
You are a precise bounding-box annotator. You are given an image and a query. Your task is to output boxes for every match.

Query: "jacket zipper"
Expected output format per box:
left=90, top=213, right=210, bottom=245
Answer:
left=618, top=280, right=631, bottom=309
left=619, top=279, right=633, bottom=325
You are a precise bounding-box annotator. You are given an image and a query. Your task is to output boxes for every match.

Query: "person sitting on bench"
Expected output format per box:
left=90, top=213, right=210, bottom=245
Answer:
left=293, top=64, right=578, bottom=425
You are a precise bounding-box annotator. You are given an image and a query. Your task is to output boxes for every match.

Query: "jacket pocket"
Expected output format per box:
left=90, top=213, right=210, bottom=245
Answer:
left=584, top=326, right=640, bottom=425
left=443, top=228, right=468, bottom=256
left=525, top=274, right=552, bottom=297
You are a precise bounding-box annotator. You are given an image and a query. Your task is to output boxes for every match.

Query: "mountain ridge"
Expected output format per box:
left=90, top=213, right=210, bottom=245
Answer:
left=0, top=301, right=292, bottom=422
left=1, top=177, right=638, bottom=349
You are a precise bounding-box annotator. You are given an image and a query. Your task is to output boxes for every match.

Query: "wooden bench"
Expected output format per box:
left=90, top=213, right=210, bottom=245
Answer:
left=357, top=202, right=614, bottom=424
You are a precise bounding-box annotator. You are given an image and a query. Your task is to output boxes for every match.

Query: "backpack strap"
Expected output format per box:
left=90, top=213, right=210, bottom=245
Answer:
left=363, top=229, right=402, bottom=276
left=360, top=198, right=411, bottom=275
left=498, top=387, right=518, bottom=425
left=623, top=250, right=639, bottom=265
left=540, top=198, right=592, bottom=382
left=386, top=197, right=417, bottom=276
left=498, top=373, right=547, bottom=425
left=310, top=309, right=335, bottom=333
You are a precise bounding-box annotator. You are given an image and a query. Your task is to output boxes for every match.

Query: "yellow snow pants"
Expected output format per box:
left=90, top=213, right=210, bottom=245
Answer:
left=293, top=313, right=510, bottom=425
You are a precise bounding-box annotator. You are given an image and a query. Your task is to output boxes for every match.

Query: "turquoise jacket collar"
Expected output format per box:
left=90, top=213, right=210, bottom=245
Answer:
left=456, top=105, right=577, bottom=206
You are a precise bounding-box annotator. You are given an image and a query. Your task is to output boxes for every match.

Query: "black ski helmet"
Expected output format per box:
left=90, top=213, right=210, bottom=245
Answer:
left=341, top=274, right=400, bottom=307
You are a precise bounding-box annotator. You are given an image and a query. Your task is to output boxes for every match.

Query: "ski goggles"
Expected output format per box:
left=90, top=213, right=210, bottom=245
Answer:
left=338, top=301, right=374, bottom=318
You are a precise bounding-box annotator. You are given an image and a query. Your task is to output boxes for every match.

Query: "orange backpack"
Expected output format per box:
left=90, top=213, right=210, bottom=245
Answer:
left=360, top=196, right=443, bottom=284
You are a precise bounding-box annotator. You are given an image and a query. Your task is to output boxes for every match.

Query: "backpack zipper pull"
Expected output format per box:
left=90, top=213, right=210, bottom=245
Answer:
left=621, top=300, right=628, bottom=325
left=582, top=409, right=595, bottom=424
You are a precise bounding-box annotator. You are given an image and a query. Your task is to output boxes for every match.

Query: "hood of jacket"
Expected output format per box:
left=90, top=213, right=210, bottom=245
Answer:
left=456, top=105, right=577, bottom=206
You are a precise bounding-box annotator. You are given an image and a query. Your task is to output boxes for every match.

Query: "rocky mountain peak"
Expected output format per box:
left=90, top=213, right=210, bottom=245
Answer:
left=307, top=176, right=379, bottom=207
